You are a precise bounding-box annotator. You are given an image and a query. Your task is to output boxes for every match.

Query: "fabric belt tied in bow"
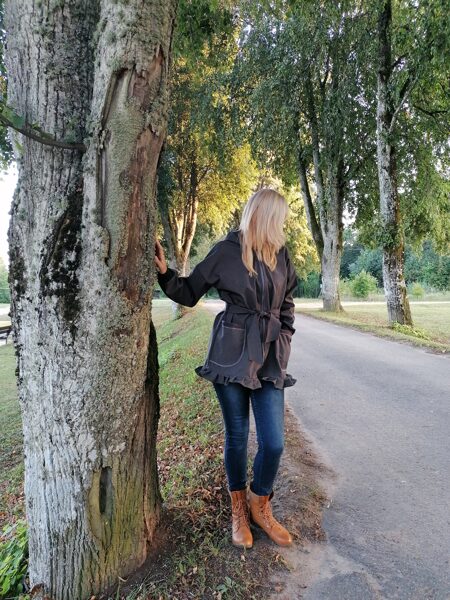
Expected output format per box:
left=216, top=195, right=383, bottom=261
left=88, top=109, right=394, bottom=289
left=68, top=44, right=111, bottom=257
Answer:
left=225, top=303, right=281, bottom=364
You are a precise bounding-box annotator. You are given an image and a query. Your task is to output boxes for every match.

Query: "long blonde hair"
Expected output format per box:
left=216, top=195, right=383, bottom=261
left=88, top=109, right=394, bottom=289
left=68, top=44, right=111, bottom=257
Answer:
left=238, top=188, right=290, bottom=277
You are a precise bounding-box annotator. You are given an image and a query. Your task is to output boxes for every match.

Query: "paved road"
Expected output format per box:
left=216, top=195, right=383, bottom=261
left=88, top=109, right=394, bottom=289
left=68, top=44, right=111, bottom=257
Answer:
left=203, top=300, right=450, bottom=599
left=287, top=313, right=450, bottom=600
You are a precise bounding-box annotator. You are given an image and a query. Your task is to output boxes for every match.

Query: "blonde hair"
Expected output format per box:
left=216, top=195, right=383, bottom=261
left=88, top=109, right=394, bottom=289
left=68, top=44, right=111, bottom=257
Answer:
left=238, top=188, right=290, bottom=277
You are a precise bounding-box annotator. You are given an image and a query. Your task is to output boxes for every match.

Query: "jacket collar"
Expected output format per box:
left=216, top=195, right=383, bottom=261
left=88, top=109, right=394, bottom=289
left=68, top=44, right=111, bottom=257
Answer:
left=224, top=229, right=241, bottom=244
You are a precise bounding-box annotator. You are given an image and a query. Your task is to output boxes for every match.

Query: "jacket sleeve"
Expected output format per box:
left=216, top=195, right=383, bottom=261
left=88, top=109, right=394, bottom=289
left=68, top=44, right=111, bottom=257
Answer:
left=156, top=241, right=222, bottom=307
left=280, top=247, right=298, bottom=336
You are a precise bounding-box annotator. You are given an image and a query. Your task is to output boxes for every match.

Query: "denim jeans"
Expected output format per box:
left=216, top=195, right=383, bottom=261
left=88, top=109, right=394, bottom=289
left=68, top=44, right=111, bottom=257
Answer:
left=213, top=380, right=285, bottom=496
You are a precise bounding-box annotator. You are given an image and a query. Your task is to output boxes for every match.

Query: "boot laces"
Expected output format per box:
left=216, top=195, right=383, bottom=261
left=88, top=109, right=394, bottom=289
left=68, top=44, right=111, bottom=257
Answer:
left=260, top=499, right=277, bottom=529
left=232, top=498, right=250, bottom=529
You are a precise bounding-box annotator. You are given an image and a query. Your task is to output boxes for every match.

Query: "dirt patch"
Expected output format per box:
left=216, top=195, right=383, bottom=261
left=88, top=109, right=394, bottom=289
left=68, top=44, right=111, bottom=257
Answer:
left=104, top=504, right=287, bottom=599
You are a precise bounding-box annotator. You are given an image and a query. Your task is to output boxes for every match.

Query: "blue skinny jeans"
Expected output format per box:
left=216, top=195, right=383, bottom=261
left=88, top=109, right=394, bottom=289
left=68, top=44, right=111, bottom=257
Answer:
left=213, top=380, right=285, bottom=496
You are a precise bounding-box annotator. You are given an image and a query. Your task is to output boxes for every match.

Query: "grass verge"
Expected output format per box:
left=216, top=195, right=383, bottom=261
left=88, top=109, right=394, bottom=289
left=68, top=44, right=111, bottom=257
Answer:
left=297, top=302, right=450, bottom=353
left=0, top=344, right=24, bottom=530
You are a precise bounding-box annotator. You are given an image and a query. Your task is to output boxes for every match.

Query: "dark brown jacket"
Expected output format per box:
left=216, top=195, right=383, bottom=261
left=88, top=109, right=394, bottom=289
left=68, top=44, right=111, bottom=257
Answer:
left=157, top=228, right=298, bottom=390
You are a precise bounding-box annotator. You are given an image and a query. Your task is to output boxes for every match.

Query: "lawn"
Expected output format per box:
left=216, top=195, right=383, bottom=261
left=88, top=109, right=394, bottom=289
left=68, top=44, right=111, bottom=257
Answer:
left=0, top=344, right=24, bottom=527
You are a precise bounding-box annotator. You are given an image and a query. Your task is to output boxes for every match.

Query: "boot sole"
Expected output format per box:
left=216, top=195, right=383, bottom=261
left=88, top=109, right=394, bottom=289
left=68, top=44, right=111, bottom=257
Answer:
left=232, top=540, right=253, bottom=548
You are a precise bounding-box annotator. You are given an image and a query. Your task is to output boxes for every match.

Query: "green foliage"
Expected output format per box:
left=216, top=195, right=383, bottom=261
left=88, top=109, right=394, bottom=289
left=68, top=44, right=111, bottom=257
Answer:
left=340, top=229, right=365, bottom=280
left=297, top=271, right=321, bottom=298
left=338, top=278, right=354, bottom=299
left=405, top=240, right=450, bottom=290
left=349, top=270, right=378, bottom=299
left=175, top=0, right=236, bottom=67
left=340, top=236, right=450, bottom=291
left=391, top=322, right=430, bottom=340
left=356, top=0, right=450, bottom=250
left=0, top=519, right=28, bottom=598
left=231, top=1, right=378, bottom=211
left=0, top=0, right=14, bottom=170
left=409, top=282, right=425, bottom=299
left=278, top=183, right=320, bottom=278
left=349, top=248, right=383, bottom=286
left=158, top=0, right=258, bottom=242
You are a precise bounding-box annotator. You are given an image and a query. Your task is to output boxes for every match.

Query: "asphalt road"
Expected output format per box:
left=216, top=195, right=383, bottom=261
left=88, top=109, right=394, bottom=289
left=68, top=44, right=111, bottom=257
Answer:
left=286, top=313, right=450, bottom=600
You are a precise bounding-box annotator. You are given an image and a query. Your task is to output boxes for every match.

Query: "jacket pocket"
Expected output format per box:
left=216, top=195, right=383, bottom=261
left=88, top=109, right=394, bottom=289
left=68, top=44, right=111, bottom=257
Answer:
left=277, top=331, right=292, bottom=372
left=208, top=322, right=246, bottom=367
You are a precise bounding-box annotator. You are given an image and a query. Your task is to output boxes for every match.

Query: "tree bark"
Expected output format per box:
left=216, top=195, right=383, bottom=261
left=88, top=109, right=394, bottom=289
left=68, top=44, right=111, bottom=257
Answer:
left=320, top=162, right=344, bottom=312
left=376, top=0, right=413, bottom=326
left=4, top=1, right=177, bottom=598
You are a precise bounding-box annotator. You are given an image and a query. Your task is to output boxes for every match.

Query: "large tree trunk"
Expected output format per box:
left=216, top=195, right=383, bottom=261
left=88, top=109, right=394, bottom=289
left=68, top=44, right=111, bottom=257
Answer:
left=4, top=1, right=177, bottom=598
left=298, top=163, right=343, bottom=312
left=376, top=0, right=413, bottom=326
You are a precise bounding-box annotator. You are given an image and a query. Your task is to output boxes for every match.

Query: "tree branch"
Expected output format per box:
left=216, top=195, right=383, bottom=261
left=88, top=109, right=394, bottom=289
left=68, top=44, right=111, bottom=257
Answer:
left=388, top=70, right=419, bottom=134
left=412, top=104, right=448, bottom=118
left=0, top=112, right=86, bottom=151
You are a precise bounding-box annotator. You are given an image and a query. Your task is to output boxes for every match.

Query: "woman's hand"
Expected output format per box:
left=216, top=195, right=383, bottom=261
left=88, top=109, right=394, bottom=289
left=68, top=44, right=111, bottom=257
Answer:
left=155, top=239, right=168, bottom=274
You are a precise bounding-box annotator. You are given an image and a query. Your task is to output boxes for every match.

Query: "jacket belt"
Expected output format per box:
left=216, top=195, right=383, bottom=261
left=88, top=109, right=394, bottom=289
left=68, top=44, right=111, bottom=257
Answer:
left=225, top=303, right=281, bottom=364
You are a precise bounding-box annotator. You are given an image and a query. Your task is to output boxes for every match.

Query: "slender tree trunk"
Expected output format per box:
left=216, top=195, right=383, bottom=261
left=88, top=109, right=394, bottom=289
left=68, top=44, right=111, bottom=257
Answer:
left=5, top=1, right=177, bottom=598
left=170, top=198, right=198, bottom=318
left=171, top=163, right=199, bottom=317
left=159, top=159, right=200, bottom=319
left=376, top=0, right=413, bottom=325
left=297, top=148, right=324, bottom=260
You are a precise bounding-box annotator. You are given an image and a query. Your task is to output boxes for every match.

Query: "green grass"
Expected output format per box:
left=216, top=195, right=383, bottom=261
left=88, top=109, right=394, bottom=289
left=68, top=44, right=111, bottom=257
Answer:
left=298, top=302, right=450, bottom=352
left=0, top=344, right=24, bottom=526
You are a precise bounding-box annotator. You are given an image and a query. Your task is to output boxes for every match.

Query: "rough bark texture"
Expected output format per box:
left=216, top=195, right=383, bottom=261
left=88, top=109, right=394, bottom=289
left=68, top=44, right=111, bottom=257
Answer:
left=4, top=1, right=177, bottom=598
left=319, top=164, right=344, bottom=313
left=376, top=0, right=413, bottom=326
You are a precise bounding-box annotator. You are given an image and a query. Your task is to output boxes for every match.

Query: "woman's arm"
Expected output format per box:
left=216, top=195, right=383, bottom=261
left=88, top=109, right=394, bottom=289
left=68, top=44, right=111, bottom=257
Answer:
left=279, top=247, right=298, bottom=335
left=156, top=242, right=222, bottom=307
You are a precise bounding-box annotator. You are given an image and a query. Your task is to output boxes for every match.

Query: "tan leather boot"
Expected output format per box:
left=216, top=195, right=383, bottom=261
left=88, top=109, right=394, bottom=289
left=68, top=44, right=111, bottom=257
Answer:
left=248, top=487, right=293, bottom=546
left=229, top=488, right=253, bottom=548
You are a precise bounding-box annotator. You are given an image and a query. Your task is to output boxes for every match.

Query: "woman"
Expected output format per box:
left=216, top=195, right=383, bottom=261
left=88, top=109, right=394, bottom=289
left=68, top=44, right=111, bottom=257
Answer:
left=154, top=188, right=298, bottom=549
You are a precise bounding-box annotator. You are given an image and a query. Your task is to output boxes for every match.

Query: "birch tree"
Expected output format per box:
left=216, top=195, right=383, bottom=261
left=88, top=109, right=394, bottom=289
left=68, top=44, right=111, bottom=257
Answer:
left=4, top=0, right=177, bottom=597
left=375, top=0, right=449, bottom=325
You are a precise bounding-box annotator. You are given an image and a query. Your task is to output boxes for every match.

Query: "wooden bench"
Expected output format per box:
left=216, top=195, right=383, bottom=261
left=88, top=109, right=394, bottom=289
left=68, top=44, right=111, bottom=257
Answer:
left=0, top=324, right=12, bottom=344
